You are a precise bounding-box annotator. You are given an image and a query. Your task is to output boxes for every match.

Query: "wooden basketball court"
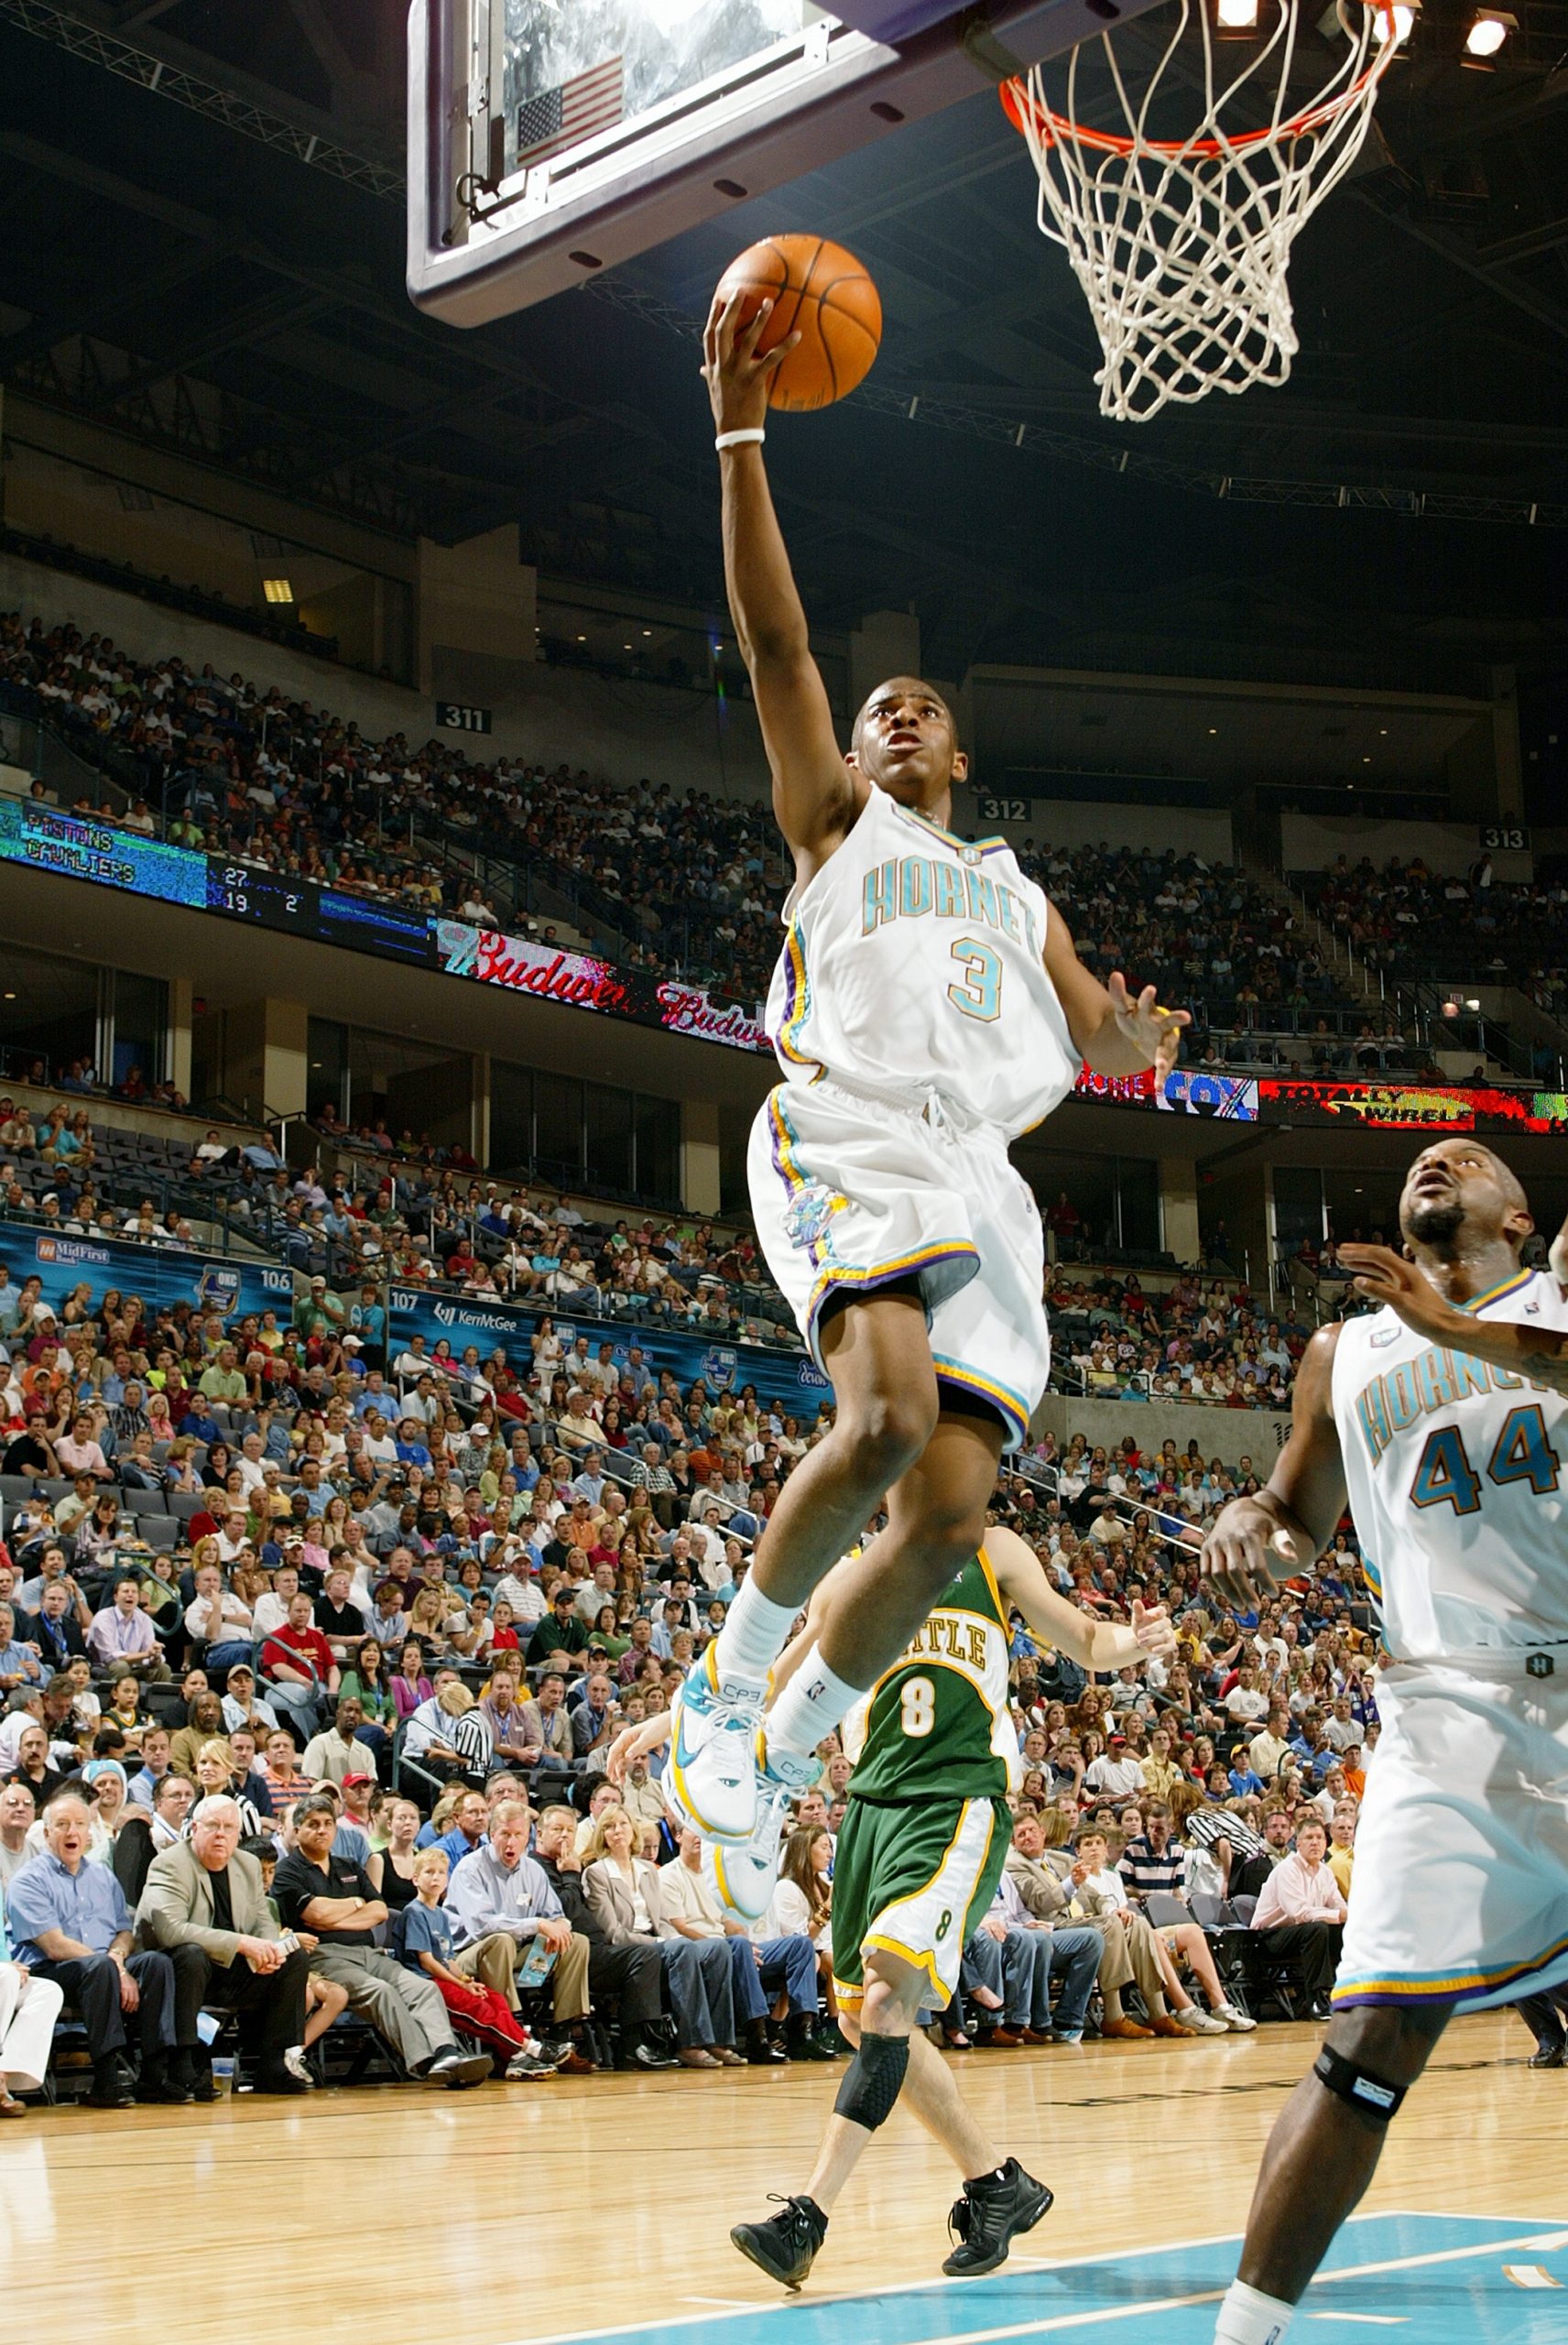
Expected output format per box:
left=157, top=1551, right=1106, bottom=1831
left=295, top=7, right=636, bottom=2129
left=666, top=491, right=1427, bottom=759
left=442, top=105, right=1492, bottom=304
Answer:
left=7, top=2012, right=1564, bottom=2344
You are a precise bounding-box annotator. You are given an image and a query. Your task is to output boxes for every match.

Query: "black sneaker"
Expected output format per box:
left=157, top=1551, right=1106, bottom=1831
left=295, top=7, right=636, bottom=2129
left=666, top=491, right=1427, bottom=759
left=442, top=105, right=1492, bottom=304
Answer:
left=942, top=2158, right=1054, bottom=2276
left=731, top=2194, right=829, bottom=2291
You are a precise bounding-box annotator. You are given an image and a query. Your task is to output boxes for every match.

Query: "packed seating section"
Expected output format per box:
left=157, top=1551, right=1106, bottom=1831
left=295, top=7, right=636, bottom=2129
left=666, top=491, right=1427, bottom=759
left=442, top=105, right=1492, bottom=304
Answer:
left=6, top=607, right=1562, bottom=1074
left=0, top=1247, right=1378, bottom=2106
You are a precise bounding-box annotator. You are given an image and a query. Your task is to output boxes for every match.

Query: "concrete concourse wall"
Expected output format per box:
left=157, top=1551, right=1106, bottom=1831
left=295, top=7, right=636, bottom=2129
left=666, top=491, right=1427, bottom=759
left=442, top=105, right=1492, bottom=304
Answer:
left=1031, top=1393, right=1290, bottom=1466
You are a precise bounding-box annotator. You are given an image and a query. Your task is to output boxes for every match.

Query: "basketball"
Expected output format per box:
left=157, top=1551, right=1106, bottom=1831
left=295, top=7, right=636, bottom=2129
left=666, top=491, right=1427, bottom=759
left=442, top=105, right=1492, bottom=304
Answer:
left=713, top=234, right=882, bottom=411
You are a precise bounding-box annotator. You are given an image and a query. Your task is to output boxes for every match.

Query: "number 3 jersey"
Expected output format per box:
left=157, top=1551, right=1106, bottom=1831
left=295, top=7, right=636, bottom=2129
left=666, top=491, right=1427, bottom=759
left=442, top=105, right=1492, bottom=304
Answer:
left=1332, top=1267, right=1568, bottom=1661
left=841, top=1546, right=1020, bottom=1802
left=765, top=784, right=1079, bottom=1139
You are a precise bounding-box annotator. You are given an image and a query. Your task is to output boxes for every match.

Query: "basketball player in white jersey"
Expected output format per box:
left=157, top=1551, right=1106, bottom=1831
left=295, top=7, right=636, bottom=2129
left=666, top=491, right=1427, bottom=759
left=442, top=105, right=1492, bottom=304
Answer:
left=1201, top=1137, right=1568, bottom=2345
left=666, top=288, right=1188, bottom=1905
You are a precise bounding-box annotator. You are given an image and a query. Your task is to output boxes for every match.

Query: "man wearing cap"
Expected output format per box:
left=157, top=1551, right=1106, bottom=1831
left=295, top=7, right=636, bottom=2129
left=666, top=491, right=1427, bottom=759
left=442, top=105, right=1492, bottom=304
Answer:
left=526, top=1587, right=591, bottom=1673
left=1083, top=1733, right=1146, bottom=1803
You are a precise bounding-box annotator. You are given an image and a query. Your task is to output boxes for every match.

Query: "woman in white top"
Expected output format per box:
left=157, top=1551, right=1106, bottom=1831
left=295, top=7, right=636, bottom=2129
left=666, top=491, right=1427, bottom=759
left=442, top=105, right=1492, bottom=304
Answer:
left=583, top=1805, right=739, bottom=2068
left=772, top=1824, right=840, bottom=2029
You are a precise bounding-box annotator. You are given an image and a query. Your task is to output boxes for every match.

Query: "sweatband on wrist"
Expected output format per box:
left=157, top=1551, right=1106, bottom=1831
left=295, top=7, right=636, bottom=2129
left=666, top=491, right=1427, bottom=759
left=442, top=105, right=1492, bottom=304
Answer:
left=715, top=428, right=766, bottom=451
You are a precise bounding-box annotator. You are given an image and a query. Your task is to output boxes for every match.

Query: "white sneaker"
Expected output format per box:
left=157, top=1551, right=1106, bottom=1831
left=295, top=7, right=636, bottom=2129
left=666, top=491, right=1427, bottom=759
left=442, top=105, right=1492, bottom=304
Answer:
left=665, top=1652, right=766, bottom=1845
left=708, top=1772, right=794, bottom=1925
left=1215, top=2003, right=1258, bottom=2033
left=1173, top=2006, right=1228, bottom=2034
left=282, top=2045, right=314, bottom=2084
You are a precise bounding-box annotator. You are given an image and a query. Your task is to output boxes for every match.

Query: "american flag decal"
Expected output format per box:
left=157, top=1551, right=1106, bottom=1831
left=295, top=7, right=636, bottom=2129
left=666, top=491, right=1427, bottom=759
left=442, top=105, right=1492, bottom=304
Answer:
left=516, top=56, right=624, bottom=169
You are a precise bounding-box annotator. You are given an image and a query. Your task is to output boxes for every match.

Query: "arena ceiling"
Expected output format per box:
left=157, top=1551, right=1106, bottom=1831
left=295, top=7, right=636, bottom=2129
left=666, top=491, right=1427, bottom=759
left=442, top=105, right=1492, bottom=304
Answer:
left=1, top=0, right=1565, bottom=692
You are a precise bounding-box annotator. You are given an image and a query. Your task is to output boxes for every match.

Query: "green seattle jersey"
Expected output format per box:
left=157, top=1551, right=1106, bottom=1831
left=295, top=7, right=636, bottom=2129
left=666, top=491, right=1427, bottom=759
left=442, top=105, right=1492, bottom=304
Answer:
left=841, top=1545, right=1018, bottom=1804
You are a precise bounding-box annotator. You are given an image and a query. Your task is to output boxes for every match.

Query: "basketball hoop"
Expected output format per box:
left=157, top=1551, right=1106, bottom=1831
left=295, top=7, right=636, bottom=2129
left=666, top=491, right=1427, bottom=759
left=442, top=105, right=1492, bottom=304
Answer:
left=1001, top=1, right=1405, bottom=422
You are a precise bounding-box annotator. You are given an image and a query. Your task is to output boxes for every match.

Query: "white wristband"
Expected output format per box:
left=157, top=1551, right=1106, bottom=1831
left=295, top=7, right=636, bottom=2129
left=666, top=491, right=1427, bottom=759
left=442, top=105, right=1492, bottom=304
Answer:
left=714, top=428, right=766, bottom=451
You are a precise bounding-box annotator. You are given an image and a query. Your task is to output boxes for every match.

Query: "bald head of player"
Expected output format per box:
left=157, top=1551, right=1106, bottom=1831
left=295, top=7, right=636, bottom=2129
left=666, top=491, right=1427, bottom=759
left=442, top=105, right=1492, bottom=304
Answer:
left=848, top=678, right=968, bottom=813
left=1397, top=1139, right=1533, bottom=1258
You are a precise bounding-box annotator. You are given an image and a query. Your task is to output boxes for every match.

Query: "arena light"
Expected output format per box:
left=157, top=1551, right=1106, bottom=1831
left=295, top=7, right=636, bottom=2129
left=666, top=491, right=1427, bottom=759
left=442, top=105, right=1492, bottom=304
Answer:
left=1464, top=7, right=1515, bottom=61
left=261, top=578, right=293, bottom=604
left=1214, top=0, right=1261, bottom=35
left=1321, top=0, right=1418, bottom=42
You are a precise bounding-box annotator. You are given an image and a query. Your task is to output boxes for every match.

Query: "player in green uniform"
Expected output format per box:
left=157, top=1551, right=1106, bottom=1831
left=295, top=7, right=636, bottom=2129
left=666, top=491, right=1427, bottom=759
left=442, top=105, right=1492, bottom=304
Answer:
left=610, top=1521, right=1175, bottom=2289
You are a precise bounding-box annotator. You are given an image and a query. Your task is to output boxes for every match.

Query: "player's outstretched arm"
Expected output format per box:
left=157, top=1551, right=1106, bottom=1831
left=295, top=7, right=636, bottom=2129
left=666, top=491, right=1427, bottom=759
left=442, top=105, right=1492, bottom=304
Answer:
left=704, top=291, right=863, bottom=878
left=1342, top=1240, right=1568, bottom=1396
left=1200, top=1325, right=1348, bottom=1612
left=1040, top=904, right=1189, bottom=1080
left=985, top=1524, right=1176, bottom=1675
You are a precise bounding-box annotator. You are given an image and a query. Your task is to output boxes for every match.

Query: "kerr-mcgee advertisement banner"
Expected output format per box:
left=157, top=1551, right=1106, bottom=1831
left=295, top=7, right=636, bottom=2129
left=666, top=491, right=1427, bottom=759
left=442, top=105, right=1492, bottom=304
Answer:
left=2, top=1224, right=830, bottom=1412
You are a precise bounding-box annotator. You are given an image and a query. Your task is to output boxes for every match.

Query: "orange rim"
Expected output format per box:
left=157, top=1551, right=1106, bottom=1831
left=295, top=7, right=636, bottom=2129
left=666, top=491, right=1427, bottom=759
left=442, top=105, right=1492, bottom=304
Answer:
left=999, top=4, right=1400, bottom=163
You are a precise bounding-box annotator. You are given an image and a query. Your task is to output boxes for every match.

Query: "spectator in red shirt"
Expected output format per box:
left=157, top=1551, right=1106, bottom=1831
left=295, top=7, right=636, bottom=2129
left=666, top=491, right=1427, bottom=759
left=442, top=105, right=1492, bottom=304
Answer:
left=261, top=1590, right=338, bottom=1740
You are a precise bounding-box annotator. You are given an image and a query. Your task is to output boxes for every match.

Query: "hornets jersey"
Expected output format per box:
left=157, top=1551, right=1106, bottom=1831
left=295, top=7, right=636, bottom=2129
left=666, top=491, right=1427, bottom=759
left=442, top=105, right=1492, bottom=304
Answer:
left=765, top=784, right=1080, bottom=1140
left=1332, top=1267, right=1568, bottom=1660
left=842, top=1545, right=1019, bottom=1801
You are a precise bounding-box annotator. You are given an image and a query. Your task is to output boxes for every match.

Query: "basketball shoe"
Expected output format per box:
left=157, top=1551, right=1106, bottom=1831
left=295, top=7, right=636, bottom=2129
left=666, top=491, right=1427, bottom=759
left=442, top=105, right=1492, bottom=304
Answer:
left=942, top=2160, right=1054, bottom=2275
left=665, top=1647, right=768, bottom=1844
left=732, top=2195, right=829, bottom=2291
left=707, top=1734, right=818, bottom=1922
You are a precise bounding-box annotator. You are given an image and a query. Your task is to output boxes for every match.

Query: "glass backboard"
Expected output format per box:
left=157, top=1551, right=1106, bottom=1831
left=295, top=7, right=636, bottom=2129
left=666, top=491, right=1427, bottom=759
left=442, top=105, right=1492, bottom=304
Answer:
left=408, top=0, right=1168, bottom=326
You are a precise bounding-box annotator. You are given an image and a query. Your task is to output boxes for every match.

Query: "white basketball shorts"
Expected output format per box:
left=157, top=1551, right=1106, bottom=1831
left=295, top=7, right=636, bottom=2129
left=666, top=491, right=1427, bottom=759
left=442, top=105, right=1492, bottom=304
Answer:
left=1332, top=1655, right=1568, bottom=2012
left=748, top=1076, right=1049, bottom=1450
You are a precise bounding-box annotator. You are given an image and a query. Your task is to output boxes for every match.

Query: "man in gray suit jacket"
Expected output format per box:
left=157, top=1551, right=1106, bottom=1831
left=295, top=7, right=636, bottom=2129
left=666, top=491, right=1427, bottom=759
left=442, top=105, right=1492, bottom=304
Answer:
left=136, top=1795, right=311, bottom=2098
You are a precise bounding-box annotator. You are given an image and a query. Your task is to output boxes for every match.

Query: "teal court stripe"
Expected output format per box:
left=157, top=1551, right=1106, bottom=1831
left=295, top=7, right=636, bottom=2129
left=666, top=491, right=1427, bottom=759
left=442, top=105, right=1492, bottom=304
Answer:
left=508, top=2215, right=1568, bottom=2345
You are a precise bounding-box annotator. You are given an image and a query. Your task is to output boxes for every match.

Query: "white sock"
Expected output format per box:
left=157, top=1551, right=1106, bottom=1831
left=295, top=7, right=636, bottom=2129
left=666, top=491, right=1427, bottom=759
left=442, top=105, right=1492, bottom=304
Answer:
left=711, top=1578, right=799, bottom=1687
left=765, top=1642, right=865, bottom=1765
left=1214, top=2279, right=1295, bottom=2344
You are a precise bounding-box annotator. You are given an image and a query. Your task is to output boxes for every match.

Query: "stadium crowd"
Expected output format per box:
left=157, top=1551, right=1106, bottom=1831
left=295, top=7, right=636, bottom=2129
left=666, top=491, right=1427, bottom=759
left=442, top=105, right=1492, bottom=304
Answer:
left=1301, top=850, right=1568, bottom=1020
left=8, top=605, right=1538, bottom=1073
left=0, top=1076, right=1308, bottom=1408
left=0, top=1237, right=1392, bottom=2114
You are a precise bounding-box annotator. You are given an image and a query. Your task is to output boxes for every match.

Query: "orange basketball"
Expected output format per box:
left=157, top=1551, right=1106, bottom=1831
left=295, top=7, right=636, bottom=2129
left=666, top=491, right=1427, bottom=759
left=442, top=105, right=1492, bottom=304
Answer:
left=714, top=234, right=882, bottom=412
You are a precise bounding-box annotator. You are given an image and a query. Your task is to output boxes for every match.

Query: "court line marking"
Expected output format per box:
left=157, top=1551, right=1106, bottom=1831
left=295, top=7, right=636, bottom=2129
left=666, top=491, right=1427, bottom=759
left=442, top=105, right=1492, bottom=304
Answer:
left=811, top=2230, right=1568, bottom=2345
left=1304, top=2318, right=1408, bottom=2327
left=508, top=2214, right=1568, bottom=2345
left=1503, top=2266, right=1564, bottom=2288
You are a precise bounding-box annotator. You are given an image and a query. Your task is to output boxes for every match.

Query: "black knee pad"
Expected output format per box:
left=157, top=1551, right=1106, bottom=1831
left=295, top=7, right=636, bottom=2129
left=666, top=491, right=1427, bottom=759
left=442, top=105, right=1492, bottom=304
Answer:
left=833, top=2031, right=909, bottom=2131
left=1312, top=2043, right=1408, bottom=2124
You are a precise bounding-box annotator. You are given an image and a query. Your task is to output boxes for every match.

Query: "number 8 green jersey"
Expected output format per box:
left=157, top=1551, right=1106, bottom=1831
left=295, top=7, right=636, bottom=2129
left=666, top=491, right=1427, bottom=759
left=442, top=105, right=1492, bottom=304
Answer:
left=841, top=1544, right=1018, bottom=1803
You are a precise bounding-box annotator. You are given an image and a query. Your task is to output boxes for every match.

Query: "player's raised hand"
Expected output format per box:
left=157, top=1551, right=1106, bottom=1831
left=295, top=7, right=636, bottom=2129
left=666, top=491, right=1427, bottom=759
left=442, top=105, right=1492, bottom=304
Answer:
left=1200, top=1497, right=1300, bottom=1614
left=1339, top=1243, right=1460, bottom=1340
left=1129, top=1599, right=1177, bottom=1660
left=1105, top=973, right=1190, bottom=1082
left=702, top=290, right=801, bottom=436
left=604, top=1711, right=670, bottom=1785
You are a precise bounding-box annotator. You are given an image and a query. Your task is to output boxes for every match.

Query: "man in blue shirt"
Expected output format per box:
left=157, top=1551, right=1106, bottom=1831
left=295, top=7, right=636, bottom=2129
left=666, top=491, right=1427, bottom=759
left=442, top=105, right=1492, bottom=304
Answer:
left=6, top=1790, right=181, bottom=2106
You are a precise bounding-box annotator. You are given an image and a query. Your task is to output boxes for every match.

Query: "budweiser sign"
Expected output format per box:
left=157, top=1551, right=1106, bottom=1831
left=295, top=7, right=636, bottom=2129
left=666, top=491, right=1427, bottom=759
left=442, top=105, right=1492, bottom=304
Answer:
left=436, top=920, right=768, bottom=1055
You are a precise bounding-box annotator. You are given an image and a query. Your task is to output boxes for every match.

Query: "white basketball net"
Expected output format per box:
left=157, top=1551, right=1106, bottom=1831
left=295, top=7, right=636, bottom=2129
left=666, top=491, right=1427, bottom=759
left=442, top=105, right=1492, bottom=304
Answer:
left=1004, top=1, right=1404, bottom=422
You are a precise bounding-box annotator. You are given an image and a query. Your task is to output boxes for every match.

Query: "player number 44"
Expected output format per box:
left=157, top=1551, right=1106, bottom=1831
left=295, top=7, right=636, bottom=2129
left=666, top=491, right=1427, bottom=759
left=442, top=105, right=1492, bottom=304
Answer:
left=1409, top=1403, right=1562, bottom=1515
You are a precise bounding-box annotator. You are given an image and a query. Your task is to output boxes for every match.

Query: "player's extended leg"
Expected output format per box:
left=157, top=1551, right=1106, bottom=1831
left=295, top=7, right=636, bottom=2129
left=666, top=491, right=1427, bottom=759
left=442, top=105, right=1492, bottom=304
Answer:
left=731, top=1947, right=1050, bottom=2292
left=1213, top=2003, right=1450, bottom=2343
left=670, top=1289, right=942, bottom=1844
left=706, top=1410, right=1006, bottom=1915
